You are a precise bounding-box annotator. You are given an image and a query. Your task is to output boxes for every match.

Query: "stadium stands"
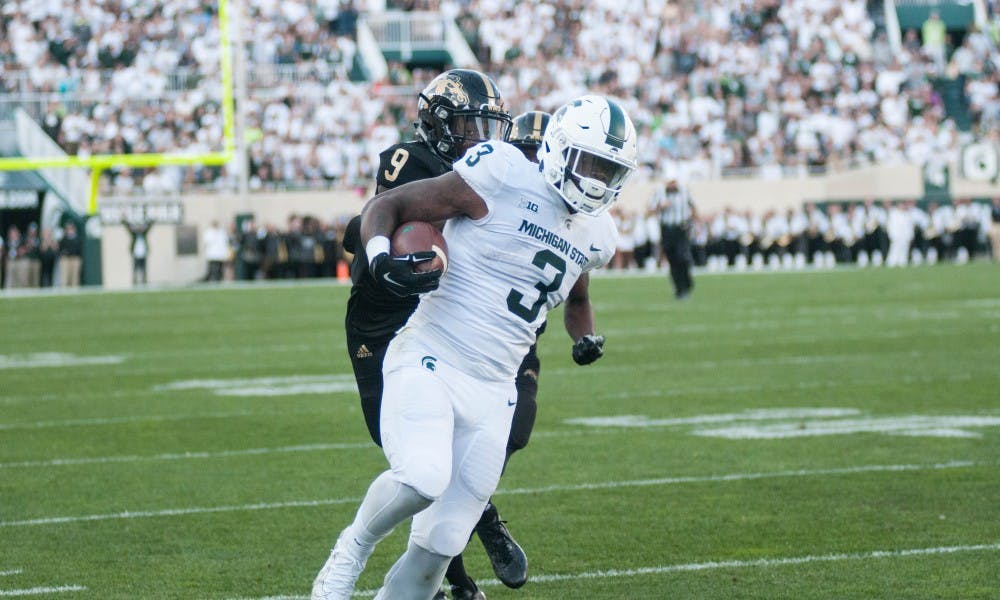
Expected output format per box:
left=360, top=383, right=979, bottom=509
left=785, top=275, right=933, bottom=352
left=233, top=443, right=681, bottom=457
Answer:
left=0, top=0, right=998, bottom=286
left=2, top=0, right=998, bottom=192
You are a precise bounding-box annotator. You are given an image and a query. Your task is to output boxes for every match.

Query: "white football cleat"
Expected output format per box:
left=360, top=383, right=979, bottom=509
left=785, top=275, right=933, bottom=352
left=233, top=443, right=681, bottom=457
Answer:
left=312, top=534, right=368, bottom=600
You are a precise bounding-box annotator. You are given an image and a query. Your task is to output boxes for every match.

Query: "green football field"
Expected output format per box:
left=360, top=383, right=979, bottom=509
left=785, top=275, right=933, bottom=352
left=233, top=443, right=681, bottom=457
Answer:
left=2, top=264, right=999, bottom=599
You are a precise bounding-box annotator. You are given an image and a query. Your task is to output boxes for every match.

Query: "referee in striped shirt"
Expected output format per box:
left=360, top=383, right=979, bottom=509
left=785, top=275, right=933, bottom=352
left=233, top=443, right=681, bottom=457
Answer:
left=655, top=179, right=696, bottom=300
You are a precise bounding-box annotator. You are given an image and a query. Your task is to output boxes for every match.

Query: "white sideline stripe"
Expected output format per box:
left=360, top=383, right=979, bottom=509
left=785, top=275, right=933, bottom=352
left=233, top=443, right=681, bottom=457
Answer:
left=0, top=460, right=981, bottom=528
left=0, top=443, right=371, bottom=469
left=235, top=542, right=1000, bottom=600
left=0, top=585, right=86, bottom=597
left=0, top=571, right=21, bottom=577
left=0, top=278, right=345, bottom=300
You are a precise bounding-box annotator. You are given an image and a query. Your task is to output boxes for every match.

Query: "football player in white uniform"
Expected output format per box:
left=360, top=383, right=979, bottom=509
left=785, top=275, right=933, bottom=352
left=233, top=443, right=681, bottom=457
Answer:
left=311, top=96, right=637, bottom=600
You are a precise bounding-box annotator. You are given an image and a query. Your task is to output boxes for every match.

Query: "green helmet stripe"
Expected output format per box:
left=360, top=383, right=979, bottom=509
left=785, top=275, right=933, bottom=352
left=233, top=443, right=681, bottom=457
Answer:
left=605, top=100, right=627, bottom=149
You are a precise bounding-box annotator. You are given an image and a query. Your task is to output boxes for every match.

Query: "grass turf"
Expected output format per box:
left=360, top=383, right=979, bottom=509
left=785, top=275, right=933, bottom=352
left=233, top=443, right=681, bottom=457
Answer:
left=2, top=263, right=998, bottom=599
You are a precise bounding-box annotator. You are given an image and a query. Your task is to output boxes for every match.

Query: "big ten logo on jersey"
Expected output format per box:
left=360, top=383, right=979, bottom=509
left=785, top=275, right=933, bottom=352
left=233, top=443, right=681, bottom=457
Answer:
left=517, top=197, right=539, bottom=213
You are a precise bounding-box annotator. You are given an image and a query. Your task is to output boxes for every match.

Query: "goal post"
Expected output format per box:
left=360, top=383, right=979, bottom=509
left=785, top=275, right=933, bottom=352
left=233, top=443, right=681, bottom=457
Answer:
left=0, top=0, right=236, bottom=215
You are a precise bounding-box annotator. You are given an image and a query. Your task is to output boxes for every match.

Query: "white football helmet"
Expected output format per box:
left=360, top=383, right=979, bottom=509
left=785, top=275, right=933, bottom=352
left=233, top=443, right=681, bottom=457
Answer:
left=537, top=96, right=638, bottom=216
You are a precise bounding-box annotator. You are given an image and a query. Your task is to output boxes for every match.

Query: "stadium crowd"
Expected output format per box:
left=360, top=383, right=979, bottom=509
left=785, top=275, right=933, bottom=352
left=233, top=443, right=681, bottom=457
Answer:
left=5, top=197, right=999, bottom=290
left=0, top=211, right=353, bottom=288
left=613, top=195, right=1000, bottom=274
left=2, top=0, right=999, bottom=191
left=3, top=0, right=1000, bottom=288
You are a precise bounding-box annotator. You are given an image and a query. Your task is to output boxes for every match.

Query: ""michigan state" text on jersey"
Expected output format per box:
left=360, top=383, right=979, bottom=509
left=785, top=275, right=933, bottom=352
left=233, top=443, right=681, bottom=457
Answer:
left=518, top=219, right=589, bottom=267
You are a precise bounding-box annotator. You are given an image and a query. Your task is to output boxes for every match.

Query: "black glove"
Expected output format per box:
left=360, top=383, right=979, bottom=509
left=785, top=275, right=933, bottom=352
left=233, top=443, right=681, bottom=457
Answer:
left=369, top=251, right=442, bottom=297
left=572, top=334, right=605, bottom=366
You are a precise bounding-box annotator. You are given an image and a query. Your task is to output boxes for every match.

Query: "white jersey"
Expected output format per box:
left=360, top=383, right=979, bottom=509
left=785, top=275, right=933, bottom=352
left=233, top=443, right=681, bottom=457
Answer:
left=402, top=141, right=617, bottom=381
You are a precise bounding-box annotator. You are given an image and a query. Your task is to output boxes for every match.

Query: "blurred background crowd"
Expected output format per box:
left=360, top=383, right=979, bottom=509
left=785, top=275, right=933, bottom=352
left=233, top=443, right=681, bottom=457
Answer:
left=1, top=0, right=999, bottom=288
left=2, top=0, right=999, bottom=191
left=617, top=193, right=1000, bottom=273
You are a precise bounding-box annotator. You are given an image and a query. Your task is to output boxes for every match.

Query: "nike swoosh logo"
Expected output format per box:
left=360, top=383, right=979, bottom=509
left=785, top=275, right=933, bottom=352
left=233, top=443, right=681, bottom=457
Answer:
left=382, top=273, right=404, bottom=287
left=507, top=399, right=517, bottom=407
left=590, top=244, right=601, bottom=252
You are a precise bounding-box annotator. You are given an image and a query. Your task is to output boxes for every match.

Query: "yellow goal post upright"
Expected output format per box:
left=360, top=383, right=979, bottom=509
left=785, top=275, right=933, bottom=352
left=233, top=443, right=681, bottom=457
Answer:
left=0, top=0, right=236, bottom=216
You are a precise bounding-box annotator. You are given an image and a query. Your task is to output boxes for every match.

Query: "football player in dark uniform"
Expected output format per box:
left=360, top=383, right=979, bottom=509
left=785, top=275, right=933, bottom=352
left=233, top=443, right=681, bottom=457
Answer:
left=508, top=110, right=550, bottom=163
left=337, top=69, right=525, bottom=600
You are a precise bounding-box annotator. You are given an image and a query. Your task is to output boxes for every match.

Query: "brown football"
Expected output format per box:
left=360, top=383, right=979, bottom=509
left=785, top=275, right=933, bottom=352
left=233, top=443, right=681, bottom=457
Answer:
left=391, top=221, right=448, bottom=274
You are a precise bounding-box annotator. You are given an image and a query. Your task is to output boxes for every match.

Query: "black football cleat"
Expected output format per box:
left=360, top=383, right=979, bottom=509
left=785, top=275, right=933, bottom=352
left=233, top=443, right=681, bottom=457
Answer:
left=474, top=502, right=528, bottom=588
left=451, top=585, right=486, bottom=600
left=432, top=589, right=447, bottom=600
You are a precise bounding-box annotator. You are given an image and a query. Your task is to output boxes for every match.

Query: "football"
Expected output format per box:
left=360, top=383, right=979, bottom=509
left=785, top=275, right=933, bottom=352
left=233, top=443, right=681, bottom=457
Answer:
left=391, top=221, right=448, bottom=274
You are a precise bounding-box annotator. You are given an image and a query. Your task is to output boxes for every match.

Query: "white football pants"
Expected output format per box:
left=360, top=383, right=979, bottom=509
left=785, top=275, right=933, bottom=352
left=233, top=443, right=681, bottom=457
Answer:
left=381, top=329, right=516, bottom=558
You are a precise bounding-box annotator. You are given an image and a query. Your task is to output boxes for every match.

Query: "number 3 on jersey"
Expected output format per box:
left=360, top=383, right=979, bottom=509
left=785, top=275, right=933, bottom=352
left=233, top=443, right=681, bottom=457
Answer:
left=383, top=148, right=410, bottom=182
left=507, top=249, right=566, bottom=322
left=465, top=144, right=494, bottom=167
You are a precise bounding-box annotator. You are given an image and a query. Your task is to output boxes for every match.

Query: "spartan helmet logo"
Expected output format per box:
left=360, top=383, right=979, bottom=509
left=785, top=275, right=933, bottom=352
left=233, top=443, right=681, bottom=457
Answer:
left=426, top=74, right=471, bottom=106
left=421, top=355, right=438, bottom=371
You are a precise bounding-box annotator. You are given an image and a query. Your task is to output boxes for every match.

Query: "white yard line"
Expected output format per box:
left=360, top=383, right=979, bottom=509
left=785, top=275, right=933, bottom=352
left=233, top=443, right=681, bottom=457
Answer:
left=0, top=572, right=21, bottom=577
left=545, top=350, right=926, bottom=377
left=0, top=408, right=329, bottom=431
left=0, top=498, right=361, bottom=528
left=0, top=353, right=125, bottom=370
left=0, top=443, right=371, bottom=469
left=496, top=460, right=979, bottom=496
left=233, top=542, right=1000, bottom=600
left=0, top=429, right=628, bottom=470
left=0, top=432, right=604, bottom=469
left=0, top=460, right=983, bottom=528
left=0, top=353, right=954, bottom=427
left=592, top=373, right=976, bottom=401
left=410, top=542, right=1000, bottom=591
left=0, top=585, right=86, bottom=597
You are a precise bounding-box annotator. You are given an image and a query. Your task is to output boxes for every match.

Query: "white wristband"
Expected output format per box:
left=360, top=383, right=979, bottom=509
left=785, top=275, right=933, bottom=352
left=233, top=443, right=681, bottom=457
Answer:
left=366, top=235, right=391, bottom=268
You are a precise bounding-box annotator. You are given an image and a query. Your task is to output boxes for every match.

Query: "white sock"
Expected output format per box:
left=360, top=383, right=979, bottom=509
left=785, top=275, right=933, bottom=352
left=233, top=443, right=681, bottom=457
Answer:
left=342, top=471, right=433, bottom=558
left=374, top=542, right=451, bottom=600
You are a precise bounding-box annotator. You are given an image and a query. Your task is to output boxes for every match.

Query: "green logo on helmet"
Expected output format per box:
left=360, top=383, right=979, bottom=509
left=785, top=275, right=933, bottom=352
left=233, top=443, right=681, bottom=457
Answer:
left=604, top=101, right=627, bottom=150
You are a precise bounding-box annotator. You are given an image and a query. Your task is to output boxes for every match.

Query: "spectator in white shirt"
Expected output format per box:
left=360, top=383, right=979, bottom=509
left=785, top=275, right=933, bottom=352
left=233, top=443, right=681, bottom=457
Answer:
left=202, top=220, right=230, bottom=282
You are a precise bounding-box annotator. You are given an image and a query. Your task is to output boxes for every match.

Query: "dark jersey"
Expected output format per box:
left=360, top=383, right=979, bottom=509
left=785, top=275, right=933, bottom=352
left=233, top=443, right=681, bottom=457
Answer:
left=344, top=141, right=451, bottom=339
